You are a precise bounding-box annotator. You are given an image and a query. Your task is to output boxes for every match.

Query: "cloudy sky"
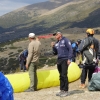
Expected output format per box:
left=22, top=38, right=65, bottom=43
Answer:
left=0, top=0, right=48, bottom=16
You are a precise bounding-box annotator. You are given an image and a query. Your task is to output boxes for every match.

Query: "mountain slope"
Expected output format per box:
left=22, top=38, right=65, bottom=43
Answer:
left=0, top=0, right=76, bottom=28
left=12, top=0, right=100, bottom=33
left=0, top=0, right=100, bottom=43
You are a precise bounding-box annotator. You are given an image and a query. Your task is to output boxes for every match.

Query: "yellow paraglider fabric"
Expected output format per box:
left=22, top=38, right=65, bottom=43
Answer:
left=5, top=62, right=81, bottom=93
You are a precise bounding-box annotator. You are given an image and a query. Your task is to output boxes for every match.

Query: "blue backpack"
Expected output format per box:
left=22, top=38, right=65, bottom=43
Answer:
left=71, top=42, right=78, bottom=57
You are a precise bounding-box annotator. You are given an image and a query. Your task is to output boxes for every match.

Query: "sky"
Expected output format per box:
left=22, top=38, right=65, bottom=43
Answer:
left=0, top=0, right=48, bottom=16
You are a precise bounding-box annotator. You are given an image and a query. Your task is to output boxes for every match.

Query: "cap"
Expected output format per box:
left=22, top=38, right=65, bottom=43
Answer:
left=53, top=31, right=62, bottom=36
left=86, top=28, right=94, bottom=35
left=28, top=33, right=35, bottom=38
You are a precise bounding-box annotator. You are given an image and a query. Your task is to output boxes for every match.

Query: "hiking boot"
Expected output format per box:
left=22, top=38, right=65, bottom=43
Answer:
left=79, top=84, right=86, bottom=89
left=56, top=90, right=64, bottom=96
left=60, top=91, right=68, bottom=97
left=24, top=88, right=34, bottom=92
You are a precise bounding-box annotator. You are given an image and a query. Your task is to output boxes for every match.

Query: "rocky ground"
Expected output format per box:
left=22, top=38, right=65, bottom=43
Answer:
left=14, top=79, right=100, bottom=100
left=14, top=65, right=100, bottom=100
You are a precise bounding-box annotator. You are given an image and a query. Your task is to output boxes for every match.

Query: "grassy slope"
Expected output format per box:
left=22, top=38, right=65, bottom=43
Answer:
left=0, top=0, right=76, bottom=28
left=0, top=0, right=100, bottom=34
left=13, top=0, right=100, bottom=32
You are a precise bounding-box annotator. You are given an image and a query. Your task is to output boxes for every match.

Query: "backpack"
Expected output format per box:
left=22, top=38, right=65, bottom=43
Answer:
left=78, top=37, right=99, bottom=65
left=88, top=73, right=100, bottom=91
left=71, top=42, right=78, bottom=57
left=79, top=37, right=99, bottom=53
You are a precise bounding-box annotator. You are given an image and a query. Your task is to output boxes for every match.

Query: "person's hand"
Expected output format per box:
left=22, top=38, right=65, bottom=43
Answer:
left=51, top=42, right=55, bottom=47
left=67, top=59, right=71, bottom=65
left=26, top=64, right=29, bottom=70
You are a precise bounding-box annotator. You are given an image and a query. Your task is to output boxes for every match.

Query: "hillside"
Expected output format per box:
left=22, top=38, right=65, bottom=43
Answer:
left=0, top=0, right=75, bottom=28
left=0, top=0, right=100, bottom=43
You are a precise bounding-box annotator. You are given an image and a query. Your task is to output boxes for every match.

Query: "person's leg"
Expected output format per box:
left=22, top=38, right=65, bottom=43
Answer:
left=60, top=60, right=68, bottom=91
left=29, top=62, right=37, bottom=91
left=88, top=65, right=95, bottom=82
left=23, top=61, right=26, bottom=71
left=81, top=66, right=87, bottom=84
left=79, top=65, right=88, bottom=88
left=34, top=65, right=38, bottom=91
left=57, top=61, right=62, bottom=90
left=56, top=60, right=64, bottom=96
left=20, top=60, right=23, bottom=71
left=59, top=60, right=69, bottom=97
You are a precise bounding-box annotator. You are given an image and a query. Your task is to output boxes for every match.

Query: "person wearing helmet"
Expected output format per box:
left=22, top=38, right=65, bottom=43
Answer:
left=78, top=28, right=99, bottom=89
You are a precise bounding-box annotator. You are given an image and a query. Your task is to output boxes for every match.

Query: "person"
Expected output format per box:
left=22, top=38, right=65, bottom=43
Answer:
left=25, top=33, right=41, bottom=92
left=18, top=49, right=28, bottom=72
left=51, top=32, right=73, bottom=97
left=71, top=39, right=82, bottom=62
left=78, top=28, right=99, bottom=89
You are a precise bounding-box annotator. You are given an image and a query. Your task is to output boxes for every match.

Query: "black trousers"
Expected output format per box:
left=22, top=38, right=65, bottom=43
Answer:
left=57, top=59, right=68, bottom=91
left=81, top=64, right=96, bottom=84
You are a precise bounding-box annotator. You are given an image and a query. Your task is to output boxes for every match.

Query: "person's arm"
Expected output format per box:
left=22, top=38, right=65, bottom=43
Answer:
left=51, top=42, right=58, bottom=55
left=65, top=38, right=73, bottom=64
left=52, top=46, right=58, bottom=55
left=26, top=43, right=33, bottom=68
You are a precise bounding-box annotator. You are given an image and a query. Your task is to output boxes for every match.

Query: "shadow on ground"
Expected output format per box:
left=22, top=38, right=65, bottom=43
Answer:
left=68, top=90, right=84, bottom=95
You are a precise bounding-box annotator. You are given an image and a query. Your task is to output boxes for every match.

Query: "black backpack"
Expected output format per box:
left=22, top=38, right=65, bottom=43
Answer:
left=78, top=37, right=99, bottom=53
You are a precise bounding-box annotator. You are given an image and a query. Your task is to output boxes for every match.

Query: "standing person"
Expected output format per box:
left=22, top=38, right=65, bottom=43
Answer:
left=78, top=28, right=99, bottom=89
left=51, top=32, right=73, bottom=97
left=25, top=33, right=41, bottom=92
left=71, top=39, right=82, bottom=62
left=18, top=49, right=28, bottom=72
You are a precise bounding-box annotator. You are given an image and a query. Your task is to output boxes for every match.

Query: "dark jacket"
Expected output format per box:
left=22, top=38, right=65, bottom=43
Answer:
left=52, top=37, right=73, bottom=60
left=79, top=36, right=99, bottom=54
left=19, top=50, right=28, bottom=62
left=78, top=36, right=99, bottom=64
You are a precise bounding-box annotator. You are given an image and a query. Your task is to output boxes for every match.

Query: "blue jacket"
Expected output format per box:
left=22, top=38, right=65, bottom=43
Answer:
left=53, top=37, right=73, bottom=60
left=18, top=49, right=28, bottom=62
